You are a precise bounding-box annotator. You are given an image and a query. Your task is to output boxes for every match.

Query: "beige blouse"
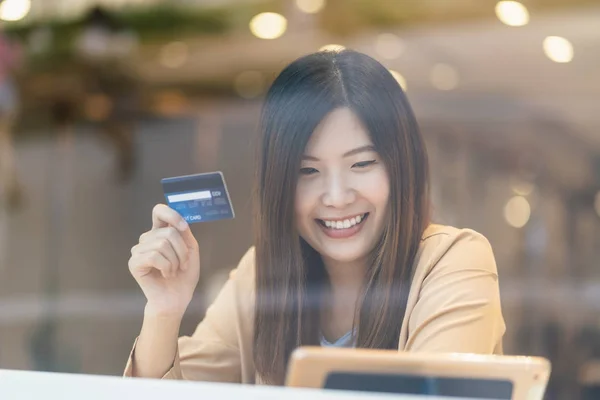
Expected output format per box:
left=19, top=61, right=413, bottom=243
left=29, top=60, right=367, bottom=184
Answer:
left=124, top=224, right=505, bottom=384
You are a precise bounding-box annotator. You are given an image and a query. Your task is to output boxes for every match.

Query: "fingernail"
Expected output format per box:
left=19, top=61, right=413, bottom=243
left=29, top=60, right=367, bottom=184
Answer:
left=178, top=220, right=188, bottom=231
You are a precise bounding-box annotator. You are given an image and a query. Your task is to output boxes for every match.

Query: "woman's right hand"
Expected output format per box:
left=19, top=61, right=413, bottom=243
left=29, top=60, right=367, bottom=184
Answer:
left=128, top=204, right=200, bottom=316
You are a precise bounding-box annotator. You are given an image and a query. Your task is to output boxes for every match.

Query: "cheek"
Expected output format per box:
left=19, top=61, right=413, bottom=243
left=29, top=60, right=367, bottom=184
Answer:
left=377, top=179, right=391, bottom=208
left=295, top=181, right=318, bottom=224
left=360, top=170, right=390, bottom=208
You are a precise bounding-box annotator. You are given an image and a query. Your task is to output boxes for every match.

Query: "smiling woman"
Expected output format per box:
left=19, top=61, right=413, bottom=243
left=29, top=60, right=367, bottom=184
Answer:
left=124, top=49, right=505, bottom=386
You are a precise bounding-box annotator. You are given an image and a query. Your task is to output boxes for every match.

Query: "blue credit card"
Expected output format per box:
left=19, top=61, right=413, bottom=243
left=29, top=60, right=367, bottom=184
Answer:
left=161, top=171, right=235, bottom=223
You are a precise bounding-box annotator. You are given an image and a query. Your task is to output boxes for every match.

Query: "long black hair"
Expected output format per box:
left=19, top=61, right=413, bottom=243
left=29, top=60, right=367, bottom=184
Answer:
left=253, top=50, right=430, bottom=384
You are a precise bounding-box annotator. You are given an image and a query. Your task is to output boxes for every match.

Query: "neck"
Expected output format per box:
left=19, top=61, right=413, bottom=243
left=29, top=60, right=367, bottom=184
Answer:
left=321, top=255, right=369, bottom=317
left=319, top=256, right=368, bottom=340
left=322, top=256, right=367, bottom=296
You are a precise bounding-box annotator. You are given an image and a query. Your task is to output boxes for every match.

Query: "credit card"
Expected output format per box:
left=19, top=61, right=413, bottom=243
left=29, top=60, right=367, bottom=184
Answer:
left=161, top=171, right=235, bottom=224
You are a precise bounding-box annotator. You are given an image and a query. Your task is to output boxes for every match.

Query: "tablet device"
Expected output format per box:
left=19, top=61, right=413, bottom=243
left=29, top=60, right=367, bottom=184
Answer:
left=286, top=347, right=550, bottom=400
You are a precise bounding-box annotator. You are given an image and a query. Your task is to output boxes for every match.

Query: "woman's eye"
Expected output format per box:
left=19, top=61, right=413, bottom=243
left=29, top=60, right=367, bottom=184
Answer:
left=352, top=160, right=377, bottom=168
left=300, top=167, right=319, bottom=175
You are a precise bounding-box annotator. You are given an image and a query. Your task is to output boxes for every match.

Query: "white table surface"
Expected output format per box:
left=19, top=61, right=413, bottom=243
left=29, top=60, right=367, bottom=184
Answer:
left=0, top=369, right=487, bottom=400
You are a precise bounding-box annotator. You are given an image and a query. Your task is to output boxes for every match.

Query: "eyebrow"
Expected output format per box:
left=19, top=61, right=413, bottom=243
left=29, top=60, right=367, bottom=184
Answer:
left=302, top=145, right=376, bottom=161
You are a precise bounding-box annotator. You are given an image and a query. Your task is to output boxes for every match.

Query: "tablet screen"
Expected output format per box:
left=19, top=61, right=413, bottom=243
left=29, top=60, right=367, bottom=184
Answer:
left=324, top=372, right=513, bottom=399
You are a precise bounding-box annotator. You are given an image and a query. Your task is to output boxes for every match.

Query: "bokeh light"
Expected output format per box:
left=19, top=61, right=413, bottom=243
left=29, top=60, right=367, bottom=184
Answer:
left=0, top=0, right=31, bottom=22
left=84, top=94, right=112, bottom=122
left=250, top=13, right=288, bottom=40
left=159, top=42, right=189, bottom=69
left=153, top=90, right=189, bottom=116
left=375, top=33, right=405, bottom=60
left=296, top=0, right=326, bottom=14
left=510, top=177, right=535, bottom=196
left=543, top=36, right=574, bottom=63
left=234, top=71, right=266, bottom=99
left=495, top=1, right=530, bottom=27
left=430, top=63, right=459, bottom=91
left=504, top=196, right=531, bottom=228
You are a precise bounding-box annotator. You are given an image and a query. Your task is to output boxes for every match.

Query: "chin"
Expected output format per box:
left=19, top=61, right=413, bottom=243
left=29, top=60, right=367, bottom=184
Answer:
left=318, top=245, right=370, bottom=264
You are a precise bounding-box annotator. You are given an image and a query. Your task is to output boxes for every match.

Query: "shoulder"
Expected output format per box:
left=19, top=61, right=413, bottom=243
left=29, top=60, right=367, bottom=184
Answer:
left=205, top=247, right=256, bottom=336
left=232, top=246, right=256, bottom=273
left=227, top=246, right=256, bottom=295
left=421, top=224, right=493, bottom=251
left=416, top=224, right=497, bottom=278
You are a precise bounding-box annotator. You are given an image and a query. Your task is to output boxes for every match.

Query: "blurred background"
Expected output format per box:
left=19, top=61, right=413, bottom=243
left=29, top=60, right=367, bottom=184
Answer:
left=0, top=0, right=598, bottom=398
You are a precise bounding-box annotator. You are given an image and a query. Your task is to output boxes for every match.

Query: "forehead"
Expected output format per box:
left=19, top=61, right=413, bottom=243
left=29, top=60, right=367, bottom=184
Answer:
left=304, top=108, right=373, bottom=156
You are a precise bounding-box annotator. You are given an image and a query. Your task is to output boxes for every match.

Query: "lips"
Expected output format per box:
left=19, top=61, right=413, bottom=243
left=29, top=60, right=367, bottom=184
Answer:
left=316, top=213, right=369, bottom=239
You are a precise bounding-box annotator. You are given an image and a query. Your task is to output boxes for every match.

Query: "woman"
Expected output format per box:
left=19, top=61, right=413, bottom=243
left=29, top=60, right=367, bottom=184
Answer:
left=125, top=50, right=505, bottom=385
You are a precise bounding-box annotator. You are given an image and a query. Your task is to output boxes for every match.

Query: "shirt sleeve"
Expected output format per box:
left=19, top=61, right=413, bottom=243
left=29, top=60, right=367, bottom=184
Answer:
left=405, top=230, right=506, bottom=354
left=124, top=247, right=256, bottom=382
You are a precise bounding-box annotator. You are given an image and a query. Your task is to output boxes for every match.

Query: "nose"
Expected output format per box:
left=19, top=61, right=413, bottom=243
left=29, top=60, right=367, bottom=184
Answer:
left=321, top=174, right=356, bottom=208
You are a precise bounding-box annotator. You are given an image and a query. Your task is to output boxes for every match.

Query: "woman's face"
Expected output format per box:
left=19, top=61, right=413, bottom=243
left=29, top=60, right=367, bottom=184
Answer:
left=295, top=107, right=390, bottom=264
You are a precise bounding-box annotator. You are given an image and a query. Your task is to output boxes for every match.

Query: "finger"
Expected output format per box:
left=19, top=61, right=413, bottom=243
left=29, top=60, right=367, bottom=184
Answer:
left=148, top=210, right=197, bottom=252
left=155, top=227, right=189, bottom=267
left=152, top=204, right=188, bottom=232
left=129, top=251, right=173, bottom=279
left=134, top=239, right=180, bottom=273
left=146, top=251, right=174, bottom=279
left=138, top=230, right=152, bottom=243
left=137, top=228, right=189, bottom=266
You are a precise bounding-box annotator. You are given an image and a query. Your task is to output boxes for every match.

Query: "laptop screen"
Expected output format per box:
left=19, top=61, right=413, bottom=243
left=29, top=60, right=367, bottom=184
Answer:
left=324, top=372, right=513, bottom=399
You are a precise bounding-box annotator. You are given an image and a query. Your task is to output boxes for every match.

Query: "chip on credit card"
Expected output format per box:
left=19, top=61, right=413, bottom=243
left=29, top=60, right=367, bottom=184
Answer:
left=161, top=171, right=235, bottom=224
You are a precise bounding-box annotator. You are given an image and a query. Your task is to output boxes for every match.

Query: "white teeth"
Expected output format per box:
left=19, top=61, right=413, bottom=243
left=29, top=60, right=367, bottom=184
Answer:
left=321, top=214, right=366, bottom=230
